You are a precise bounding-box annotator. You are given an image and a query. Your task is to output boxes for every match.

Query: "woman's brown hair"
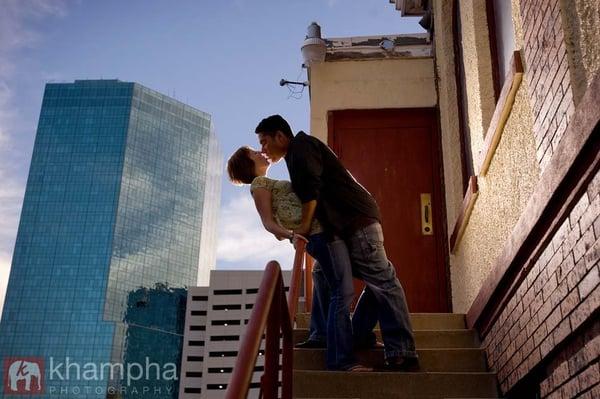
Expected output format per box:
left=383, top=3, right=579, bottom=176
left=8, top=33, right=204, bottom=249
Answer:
left=227, top=146, right=257, bottom=185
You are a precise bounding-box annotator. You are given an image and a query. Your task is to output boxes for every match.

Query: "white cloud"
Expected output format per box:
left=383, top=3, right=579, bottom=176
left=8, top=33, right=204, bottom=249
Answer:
left=0, top=0, right=69, bottom=51
left=0, top=0, right=73, bottom=319
left=216, top=193, right=296, bottom=269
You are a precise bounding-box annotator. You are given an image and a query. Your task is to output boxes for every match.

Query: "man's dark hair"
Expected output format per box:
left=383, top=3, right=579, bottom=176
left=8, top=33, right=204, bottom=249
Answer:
left=255, top=114, right=293, bottom=139
left=227, top=146, right=257, bottom=185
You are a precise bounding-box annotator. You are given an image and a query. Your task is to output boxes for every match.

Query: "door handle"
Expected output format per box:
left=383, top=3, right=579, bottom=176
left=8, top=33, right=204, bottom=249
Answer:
left=421, top=193, right=433, bottom=235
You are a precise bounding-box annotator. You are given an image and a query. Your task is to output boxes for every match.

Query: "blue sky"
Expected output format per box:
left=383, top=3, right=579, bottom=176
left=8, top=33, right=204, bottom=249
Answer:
left=0, top=0, right=423, bottom=314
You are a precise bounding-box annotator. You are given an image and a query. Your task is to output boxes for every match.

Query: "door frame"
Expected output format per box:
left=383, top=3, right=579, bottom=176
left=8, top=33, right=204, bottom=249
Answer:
left=327, top=108, right=452, bottom=312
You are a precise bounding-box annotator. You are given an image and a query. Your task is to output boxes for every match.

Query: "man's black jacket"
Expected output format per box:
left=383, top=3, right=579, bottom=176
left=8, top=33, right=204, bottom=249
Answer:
left=284, top=131, right=380, bottom=235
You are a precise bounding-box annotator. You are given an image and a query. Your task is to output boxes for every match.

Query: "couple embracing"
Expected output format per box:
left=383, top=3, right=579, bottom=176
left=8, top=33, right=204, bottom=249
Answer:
left=227, top=115, right=418, bottom=372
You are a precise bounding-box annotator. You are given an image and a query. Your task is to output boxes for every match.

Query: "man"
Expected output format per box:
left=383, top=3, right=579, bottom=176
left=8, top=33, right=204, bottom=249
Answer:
left=255, top=114, right=418, bottom=371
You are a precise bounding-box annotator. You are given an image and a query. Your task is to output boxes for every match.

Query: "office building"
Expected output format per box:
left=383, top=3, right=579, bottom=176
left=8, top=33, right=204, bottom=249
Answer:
left=0, top=80, right=221, bottom=398
left=178, top=270, right=292, bottom=399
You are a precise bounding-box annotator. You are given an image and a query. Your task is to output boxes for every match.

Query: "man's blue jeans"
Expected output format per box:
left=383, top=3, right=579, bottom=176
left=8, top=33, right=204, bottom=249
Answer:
left=306, top=233, right=356, bottom=370
left=329, top=222, right=417, bottom=360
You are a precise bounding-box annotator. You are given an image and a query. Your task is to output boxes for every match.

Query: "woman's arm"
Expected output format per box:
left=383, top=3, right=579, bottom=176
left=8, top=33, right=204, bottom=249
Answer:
left=252, top=187, right=293, bottom=240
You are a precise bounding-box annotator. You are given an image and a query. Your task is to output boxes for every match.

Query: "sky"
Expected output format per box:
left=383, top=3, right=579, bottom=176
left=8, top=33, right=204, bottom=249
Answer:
left=0, top=0, right=423, bottom=316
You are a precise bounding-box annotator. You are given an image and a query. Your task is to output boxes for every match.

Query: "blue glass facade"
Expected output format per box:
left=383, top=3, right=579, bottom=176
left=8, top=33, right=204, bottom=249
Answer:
left=0, top=80, right=220, bottom=398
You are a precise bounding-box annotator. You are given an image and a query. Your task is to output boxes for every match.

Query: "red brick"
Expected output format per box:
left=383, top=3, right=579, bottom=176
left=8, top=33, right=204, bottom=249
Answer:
left=538, top=298, right=554, bottom=323
left=579, top=266, right=600, bottom=299
left=517, top=281, right=529, bottom=303
left=577, top=363, right=600, bottom=392
left=535, top=267, right=551, bottom=294
left=540, top=152, right=552, bottom=172
left=553, top=359, right=571, bottom=387
left=560, top=378, right=581, bottom=398
left=570, top=192, right=591, bottom=226
left=587, top=170, right=600, bottom=200
left=546, top=249, right=564, bottom=279
left=570, top=284, right=600, bottom=330
left=546, top=389, right=562, bottom=399
left=510, top=321, right=522, bottom=341
left=594, top=214, right=600, bottom=240
left=586, top=334, right=600, bottom=359
left=523, top=285, right=536, bottom=308
left=539, top=93, right=555, bottom=125
left=543, top=273, right=559, bottom=302
left=540, top=333, right=555, bottom=358
left=555, top=114, right=568, bottom=147
left=556, top=251, right=575, bottom=285
left=552, top=218, right=571, bottom=253
left=507, top=370, right=519, bottom=392
left=580, top=194, right=600, bottom=234
left=527, top=347, right=542, bottom=371
left=553, top=317, right=572, bottom=344
left=534, top=322, right=549, bottom=347
left=546, top=305, right=563, bottom=332
left=557, top=82, right=574, bottom=117
left=561, top=286, right=580, bottom=318
left=567, top=259, right=589, bottom=292
left=522, top=302, right=532, bottom=322
left=532, top=291, right=545, bottom=315
left=551, top=278, right=570, bottom=309
left=540, top=375, right=554, bottom=397
left=522, top=335, right=536, bottom=358
left=574, top=227, right=596, bottom=263
left=568, top=343, right=592, bottom=375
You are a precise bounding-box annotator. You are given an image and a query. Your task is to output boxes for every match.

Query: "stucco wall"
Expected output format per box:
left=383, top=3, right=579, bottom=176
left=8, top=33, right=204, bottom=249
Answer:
left=434, top=0, right=541, bottom=312
left=561, top=0, right=600, bottom=105
left=308, top=57, right=436, bottom=142
left=432, top=0, right=464, bottom=233
left=451, top=83, right=541, bottom=312
left=458, top=0, right=497, bottom=169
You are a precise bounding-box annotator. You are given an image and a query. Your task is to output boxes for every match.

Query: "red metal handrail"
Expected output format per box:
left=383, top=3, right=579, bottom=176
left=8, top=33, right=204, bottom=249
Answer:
left=226, top=240, right=306, bottom=399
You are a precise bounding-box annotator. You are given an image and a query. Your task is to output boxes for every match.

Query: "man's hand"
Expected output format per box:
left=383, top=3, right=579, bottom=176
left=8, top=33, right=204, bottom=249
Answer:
left=293, top=225, right=311, bottom=237
left=292, top=233, right=308, bottom=250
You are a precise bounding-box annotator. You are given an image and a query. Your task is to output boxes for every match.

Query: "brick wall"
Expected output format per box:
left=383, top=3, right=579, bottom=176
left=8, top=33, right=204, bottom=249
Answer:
left=520, top=0, right=576, bottom=172
left=482, top=168, right=600, bottom=395
left=540, top=319, right=599, bottom=398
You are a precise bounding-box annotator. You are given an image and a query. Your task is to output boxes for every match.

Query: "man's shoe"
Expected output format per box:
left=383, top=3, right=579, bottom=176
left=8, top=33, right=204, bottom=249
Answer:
left=382, top=356, right=420, bottom=372
left=294, top=339, right=326, bottom=349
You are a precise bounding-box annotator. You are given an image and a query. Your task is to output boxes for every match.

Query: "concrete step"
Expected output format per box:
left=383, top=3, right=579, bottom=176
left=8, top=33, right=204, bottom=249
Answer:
left=294, top=329, right=480, bottom=349
left=296, top=313, right=466, bottom=330
left=294, top=348, right=488, bottom=372
left=293, top=370, right=499, bottom=398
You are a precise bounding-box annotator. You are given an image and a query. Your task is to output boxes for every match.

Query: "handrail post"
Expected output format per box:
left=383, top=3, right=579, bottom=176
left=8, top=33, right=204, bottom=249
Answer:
left=304, top=255, right=314, bottom=313
left=263, top=273, right=282, bottom=399
left=227, top=243, right=306, bottom=399
left=226, top=261, right=280, bottom=399
left=287, top=240, right=306, bottom=321
left=280, top=288, right=293, bottom=399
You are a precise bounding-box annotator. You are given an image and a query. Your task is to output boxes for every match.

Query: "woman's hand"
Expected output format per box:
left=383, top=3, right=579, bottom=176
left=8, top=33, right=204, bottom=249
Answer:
left=292, top=233, right=308, bottom=250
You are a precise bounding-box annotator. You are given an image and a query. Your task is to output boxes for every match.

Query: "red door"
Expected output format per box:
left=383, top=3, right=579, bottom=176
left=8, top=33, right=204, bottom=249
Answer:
left=329, top=109, right=449, bottom=312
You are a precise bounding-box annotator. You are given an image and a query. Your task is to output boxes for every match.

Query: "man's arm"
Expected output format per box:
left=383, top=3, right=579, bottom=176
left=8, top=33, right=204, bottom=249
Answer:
left=288, top=138, right=323, bottom=236
left=294, top=200, right=317, bottom=236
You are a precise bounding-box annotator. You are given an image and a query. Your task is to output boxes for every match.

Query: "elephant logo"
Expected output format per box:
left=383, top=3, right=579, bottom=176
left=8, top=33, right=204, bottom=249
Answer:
left=3, top=358, right=44, bottom=395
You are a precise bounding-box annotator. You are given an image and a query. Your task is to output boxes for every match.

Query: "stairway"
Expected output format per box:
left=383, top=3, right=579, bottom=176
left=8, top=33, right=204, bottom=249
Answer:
left=292, top=313, right=501, bottom=399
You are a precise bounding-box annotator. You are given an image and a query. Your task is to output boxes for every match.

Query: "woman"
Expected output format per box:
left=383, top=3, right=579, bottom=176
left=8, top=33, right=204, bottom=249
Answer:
left=226, top=146, right=370, bottom=372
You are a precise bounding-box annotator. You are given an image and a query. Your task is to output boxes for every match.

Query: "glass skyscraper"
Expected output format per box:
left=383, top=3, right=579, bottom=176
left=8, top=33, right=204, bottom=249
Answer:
left=0, top=80, right=221, bottom=398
